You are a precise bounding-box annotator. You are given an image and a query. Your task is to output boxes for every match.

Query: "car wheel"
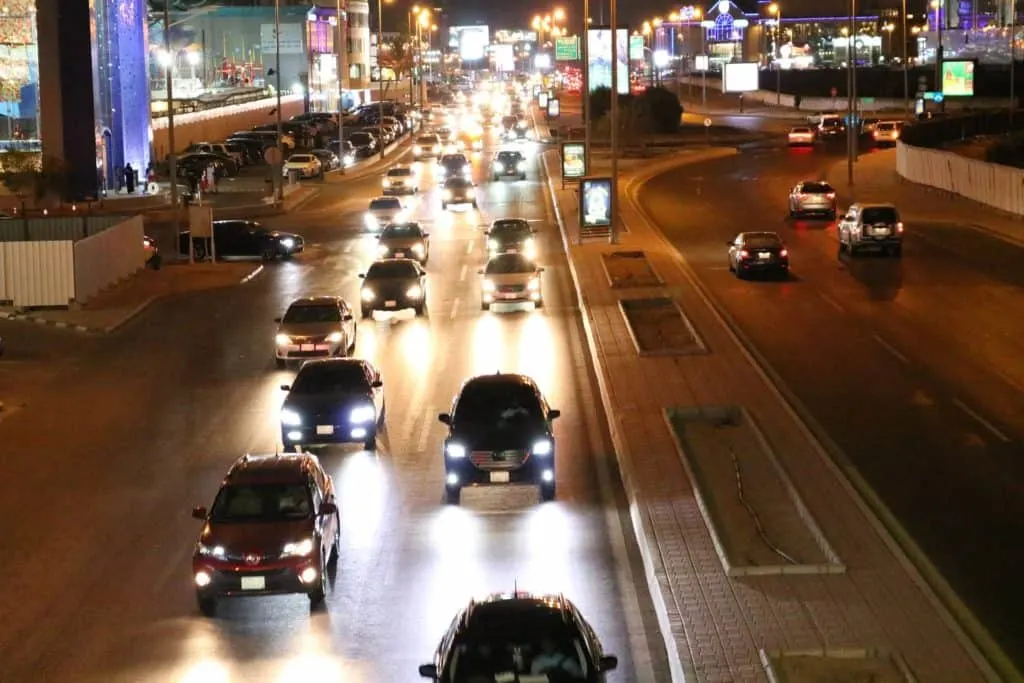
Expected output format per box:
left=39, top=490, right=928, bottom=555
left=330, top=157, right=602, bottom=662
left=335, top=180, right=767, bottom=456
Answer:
left=890, top=244, right=903, bottom=257
left=414, top=302, right=426, bottom=316
left=197, top=595, right=217, bottom=617
left=445, top=486, right=461, bottom=505
left=192, top=241, right=208, bottom=261
left=472, top=201, right=478, bottom=209
left=308, top=556, right=328, bottom=609
left=261, top=246, right=276, bottom=261
left=534, top=298, right=544, bottom=309
left=735, top=268, right=745, bottom=280
left=363, top=429, right=377, bottom=451
left=441, top=202, right=447, bottom=210
left=361, top=307, right=371, bottom=319
left=520, top=174, right=526, bottom=180
left=275, top=358, right=287, bottom=369
left=828, top=210, right=837, bottom=221
left=540, top=482, right=556, bottom=502
left=481, top=301, right=490, bottom=311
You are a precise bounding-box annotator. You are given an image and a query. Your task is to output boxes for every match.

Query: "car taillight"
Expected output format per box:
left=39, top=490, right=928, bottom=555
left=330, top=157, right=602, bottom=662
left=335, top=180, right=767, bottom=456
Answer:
left=896, top=222, right=904, bottom=232
left=826, top=192, right=836, bottom=199
left=738, top=249, right=749, bottom=259
left=780, top=249, right=788, bottom=257
left=873, top=131, right=879, bottom=139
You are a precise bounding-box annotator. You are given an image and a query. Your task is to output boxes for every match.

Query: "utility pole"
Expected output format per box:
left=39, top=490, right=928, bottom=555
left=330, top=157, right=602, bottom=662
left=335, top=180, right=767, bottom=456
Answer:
left=275, top=0, right=284, bottom=201
left=408, top=10, right=416, bottom=108
left=337, top=0, right=347, bottom=174
left=609, top=0, right=620, bottom=244
left=902, top=0, right=909, bottom=115
left=163, top=1, right=178, bottom=207
left=1012, top=0, right=1017, bottom=127
left=583, top=0, right=591, bottom=175
left=377, top=0, right=385, bottom=160
left=935, top=0, right=944, bottom=112
left=847, top=0, right=857, bottom=185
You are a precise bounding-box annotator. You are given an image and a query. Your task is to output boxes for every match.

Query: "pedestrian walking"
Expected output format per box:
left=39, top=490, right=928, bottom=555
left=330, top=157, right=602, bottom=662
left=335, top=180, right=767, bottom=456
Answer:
left=124, top=163, right=136, bottom=194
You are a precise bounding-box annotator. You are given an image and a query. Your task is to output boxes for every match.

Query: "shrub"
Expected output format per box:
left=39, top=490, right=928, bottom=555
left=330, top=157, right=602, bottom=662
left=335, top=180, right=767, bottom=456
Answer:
left=638, top=87, right=683, bottom=134
left=984, top=134, right=1024, bottom=169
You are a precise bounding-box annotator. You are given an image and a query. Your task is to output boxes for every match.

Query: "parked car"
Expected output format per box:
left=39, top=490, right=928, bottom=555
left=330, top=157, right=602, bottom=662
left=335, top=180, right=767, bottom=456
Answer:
left=328, top=139, right=357, bottom=166
left=177, top=152, right=238, bottom=177
left=283, top=153, right=323, bottom=178
left=347, top=131, right=378, bottom=157
left=179, top=219, right=304, bottom=261
left=187, top=142, right=245, bottom=167
left=311, top=148, right=342, bottom=172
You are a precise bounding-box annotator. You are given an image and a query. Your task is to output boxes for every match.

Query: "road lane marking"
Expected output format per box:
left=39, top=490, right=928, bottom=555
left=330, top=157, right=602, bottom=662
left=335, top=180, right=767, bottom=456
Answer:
left=450, top=297, right=460, bottom=320
left=459, top=264, right=467, bottom=281
left=465, top=241, right=474, bottom=255
left=873, top=334, right=910, bottom=365
left=416, top=411, right=433, bottom=453
left=952, top=399, right=1011, bottom=443
left=818, top=292, right=845, bottom=313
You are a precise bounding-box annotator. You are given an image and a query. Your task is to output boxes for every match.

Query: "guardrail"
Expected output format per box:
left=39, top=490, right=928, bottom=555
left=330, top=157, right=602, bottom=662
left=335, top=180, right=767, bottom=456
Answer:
left=900, top=109, right=1024, bottom=147
left=151, top=87, right=275, bottom=119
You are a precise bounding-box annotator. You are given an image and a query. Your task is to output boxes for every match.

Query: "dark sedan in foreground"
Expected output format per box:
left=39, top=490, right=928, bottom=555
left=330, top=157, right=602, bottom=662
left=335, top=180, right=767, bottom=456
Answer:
left=180, top=219, right=303, bottom=261
left=359, top=258, right=428, bottom=317
left=727, top=231, right=789, bottom=278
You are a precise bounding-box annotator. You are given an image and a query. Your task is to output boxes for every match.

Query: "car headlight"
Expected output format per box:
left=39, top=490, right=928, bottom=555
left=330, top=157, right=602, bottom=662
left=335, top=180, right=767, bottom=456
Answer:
left=528, top=277, right=540, bottom=291
left=275, top=333, right=291, bottom=346
left=532, top=439, right=552, bottom=456
left=494, top=162, right=504, bottom=171
left=467, top=188, right=475, bottom=198
left=327, top=331, right=344, bottom=343
left=446, top=443, right=466, bottom=458
left=280, top=408, right=302, bottom=426
left=344, top=154, right=354, bottom=165
left=361, top=287, right=375, bottom=302
left=377, top=244, right=390, bottom=257
left=488, top=238, right=500, bottom=250
left=197, top=543, right=226, bottom=558
left=412, top=242, right=425, bottom=255
left=365, top=214, right=378, bottom=228
left=517, top=162, right=526, bottom=171
left=462, top=168, right=472, bottom=178
left=517, top=121, right=527, bottom=128
left=443, top=190, right=453, bottom=200
left=280, top=238, right=295, bottom=249
left=406, top=284, right=423, bottom=298
left=382, top=178, right=390, bottom=186
left=414, top=146, right=422, bottom=154
left=282, top=538, right=315, bottom=557
left=483, top=279, right=495, bottom=292
left=350, top=404, right=376, bottom=423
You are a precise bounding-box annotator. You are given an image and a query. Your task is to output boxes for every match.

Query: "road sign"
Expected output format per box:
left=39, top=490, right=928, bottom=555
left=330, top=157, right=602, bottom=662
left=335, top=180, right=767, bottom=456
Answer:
left=830, top=87, right=838, bottom=97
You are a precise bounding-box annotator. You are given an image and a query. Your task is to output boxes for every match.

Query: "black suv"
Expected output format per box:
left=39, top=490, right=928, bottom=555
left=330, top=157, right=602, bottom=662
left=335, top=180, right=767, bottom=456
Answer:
left=438, top=373, right=560, bottom=504
left=419, top=591, right=618, bottom=682
left=438, top=153, right=472, bottom=181
left=493, top=151, right=526, bottom=181
left=190, top=453, right=340, bottom=616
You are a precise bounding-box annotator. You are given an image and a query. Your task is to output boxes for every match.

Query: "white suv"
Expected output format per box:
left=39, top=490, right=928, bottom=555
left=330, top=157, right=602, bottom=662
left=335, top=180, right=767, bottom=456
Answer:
left=838, top=203, right=904, bottom=257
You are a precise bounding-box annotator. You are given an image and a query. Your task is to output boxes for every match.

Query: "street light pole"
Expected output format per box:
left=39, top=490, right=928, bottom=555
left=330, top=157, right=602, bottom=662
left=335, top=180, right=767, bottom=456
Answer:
left=1011, top=2, right=1017, bottom=127
left=275, top=0, right=283, bottom=201
left=163, top=1, right=178, bottom=207
left=847, top=0, right=857, bottom=185
left=609, top=0, right=620, bottom=244
left=582, top=0, right=591, bottom=175
left=377, top=0, right=385, bottom=160
left=337, top=0, right=347, bottom=175
left=776, top=9, right=782, bottom=104
left=409, top=9, right=416, bottom=108
left=935, top=0, right=943, bottom=100
left=902, top=0, right=910, bottom=115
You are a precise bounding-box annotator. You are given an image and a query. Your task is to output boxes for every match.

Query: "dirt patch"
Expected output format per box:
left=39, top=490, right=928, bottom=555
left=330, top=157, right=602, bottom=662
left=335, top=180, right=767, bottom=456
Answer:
left=619, top=297, right=704, bottom=355
left=601, top=250, right=662, bottom=288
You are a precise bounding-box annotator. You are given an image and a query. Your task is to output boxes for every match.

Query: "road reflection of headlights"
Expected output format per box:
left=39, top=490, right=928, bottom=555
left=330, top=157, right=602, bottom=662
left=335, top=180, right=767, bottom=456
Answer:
left=280, top=409, right=302, bottom=426
left=361, top=287, right=375, bottom=301
left=487, top=238, right=500, bottom=250
left=483, top=279, right=496, bottom=292
left=327, top=331, right=344, bottom=343
left=528, top=277, right=540, bottom=291
left=275, top=333, right=291, bottom=346
left=412, top=242, right=425, bottom=255
left=281, top=538, right=314, bottom=557
left=446, top=443, right=466, bottom=458
left=350, top=405, right=376, bottom=423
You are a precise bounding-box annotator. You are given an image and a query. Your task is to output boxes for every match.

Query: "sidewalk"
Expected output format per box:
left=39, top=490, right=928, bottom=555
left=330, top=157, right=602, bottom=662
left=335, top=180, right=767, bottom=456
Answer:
left=826, top=148, right=1024, bottom=248
left=0, top=261, right=263, bottom=334
left=538, top=148, right=1010, bottom=679
left=677, top=86, right=807, bottom=120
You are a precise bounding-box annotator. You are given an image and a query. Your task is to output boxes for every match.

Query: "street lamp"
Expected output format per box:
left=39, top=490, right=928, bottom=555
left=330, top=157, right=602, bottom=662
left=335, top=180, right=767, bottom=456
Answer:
left=375, top=0, right=393, bottom=160
left=768, top=3, right=782, bottom=104
left=902, top=5, right=910, bottom=115
left=553, top=7, right=566, bottom=22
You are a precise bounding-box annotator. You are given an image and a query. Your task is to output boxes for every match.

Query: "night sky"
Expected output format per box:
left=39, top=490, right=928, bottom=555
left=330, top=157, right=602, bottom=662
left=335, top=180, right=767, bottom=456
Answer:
left=430, top=0, right=678, bottom=33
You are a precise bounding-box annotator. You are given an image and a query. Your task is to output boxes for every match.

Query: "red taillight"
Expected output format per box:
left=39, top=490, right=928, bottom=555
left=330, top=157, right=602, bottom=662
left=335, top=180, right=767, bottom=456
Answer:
left=873, top=131, right=879, bottom=139
left=738, top=249, right=749, bottom=258
left=780, top=249, right=788, bottom=257
left=896, top=222, right=904, bottom=232
left=826, top=192, right=836, bottom=199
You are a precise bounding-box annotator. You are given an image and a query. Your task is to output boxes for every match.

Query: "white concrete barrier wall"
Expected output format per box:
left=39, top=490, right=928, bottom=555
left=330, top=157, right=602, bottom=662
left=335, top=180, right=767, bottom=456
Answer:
left=1, top=240, right=75, bottom=307
left=73, top=215, right=145, bottom=304
left=151, top=95, right=305, bottom=159
left=897, top=140, right=1024, bottom=216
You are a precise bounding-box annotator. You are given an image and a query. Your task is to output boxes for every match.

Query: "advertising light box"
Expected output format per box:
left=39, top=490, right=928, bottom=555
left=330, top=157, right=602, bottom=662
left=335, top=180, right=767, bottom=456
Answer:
left=629, top=35, right=645, bottom=61
left=722, top=62, right=758, bottom=93
left=451, top=25, right=490, bottom=61
left=539, top=92, right=549, bottom=108
left=492, top=43, right=515, bottom=72
left=580, top=177, right=613, bottom=228
left=941, top=60, right=975, bottom=96
left=587, top=28, right=629, bottom=94
left=562, top=142, right=585, bottom=178
left=547, top=98, right=560, bottom=118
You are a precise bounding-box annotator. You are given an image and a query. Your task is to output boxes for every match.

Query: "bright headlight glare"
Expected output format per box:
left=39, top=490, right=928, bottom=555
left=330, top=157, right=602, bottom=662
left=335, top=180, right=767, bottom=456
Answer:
left=282, top=538, right=315, bottom=557
left=517, top=162, right=526, bottom=171
left=414, top=146, right=422, bottom=154
left=198, top=543, right=226, bottom=558
left=361, top=287, right=375, bottom=302
left=467, top=189, right=475, bottom=197
left=350, top=405, right=375, bottom=423
left=524, top=237, right=535, bottom=249
left=488, top=238, right=499, bottom=250
left=327, top=331, right=344, bottom=343
left=532, top=439, right=552, bottom=455
left=275, top=333, right=290, bottom=346
left=377, top=244, right=389, bottom=256
left=494, top=162, right=504, bottom=171
left=412, top=243, right=425, bottom=254
left=443, top=190, right=453, bottom=199
left=406, top=284, right=423, bottom=298
left=483, top=279, right=496, bottom=292
left=446, top=443, right=466, bottom=458
left=280, top=408, right=302, bottom=426
left=365, top=213, right=378, bottom=227
left=280, top=238, right=295, bottom=248
left=528, top=277, right=540, bottom=291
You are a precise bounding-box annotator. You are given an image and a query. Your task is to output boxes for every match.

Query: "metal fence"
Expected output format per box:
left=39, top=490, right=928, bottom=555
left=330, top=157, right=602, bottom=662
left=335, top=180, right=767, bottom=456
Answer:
left=0, top=215, right=129, bottom=243
left=900, top=109, right=1024, bottom=148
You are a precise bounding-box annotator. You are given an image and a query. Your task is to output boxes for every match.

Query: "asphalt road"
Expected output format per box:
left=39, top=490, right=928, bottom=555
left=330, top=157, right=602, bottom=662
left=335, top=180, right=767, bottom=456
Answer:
left=0, top=123, right=669, bottom=681
left=639, top=141, right=1024, bottom=667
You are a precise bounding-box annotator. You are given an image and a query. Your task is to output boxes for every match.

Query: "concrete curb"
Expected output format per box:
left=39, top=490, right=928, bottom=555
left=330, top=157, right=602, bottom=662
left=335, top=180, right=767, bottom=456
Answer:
left=626, top=160, right=1015, bottom=682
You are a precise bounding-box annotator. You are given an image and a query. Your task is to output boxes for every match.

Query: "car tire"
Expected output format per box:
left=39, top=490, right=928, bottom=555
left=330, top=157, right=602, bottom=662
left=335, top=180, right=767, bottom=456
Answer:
left=520, top=174, right=526, bottom=180
left=414, top=302, right=426, bottom=316
left=481, top=301, right=490, bottom=311
left=363, top=430, right=376, bottom=451
left=534, top=298, right=544, bottom=309
left=275, top=358, right=287, bottom=369
left=192, top=241, right=208, bottom=261
left=441, top=202, right=447, bottom=210
left=890, top=244, right=902, bottom=257
left=727, top=258, right=735, bottom=272
left=445, top=486, right=461, bottom=505
left=308, top=556, right=327, bottom=609
left=828, top=210, right=837, bottom=221
left=197, top=595, right=217, bottom=617
left=472, top=201, right=478, bottom=209
left=361, top=307, right=371, bottom=319
left=540, top=482, right=556, bottom=502
left=261, top=246, right=276, bottom=261
left=328, top=522, right=341, bottom=568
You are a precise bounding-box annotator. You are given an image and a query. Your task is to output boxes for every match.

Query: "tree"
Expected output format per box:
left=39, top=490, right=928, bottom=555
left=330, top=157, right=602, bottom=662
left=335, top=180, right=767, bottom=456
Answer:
left=637, top=87, right=682, bottom=134
left=377, top=38, right=414, bottom=98
left=0, top=152, right=67, bottom=202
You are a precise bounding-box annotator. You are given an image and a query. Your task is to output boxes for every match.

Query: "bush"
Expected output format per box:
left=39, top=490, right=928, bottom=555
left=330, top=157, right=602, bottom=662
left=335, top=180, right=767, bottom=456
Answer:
left=984, top=134, right=1024, bottom=169
left=637, top=87, right=683, bottom=134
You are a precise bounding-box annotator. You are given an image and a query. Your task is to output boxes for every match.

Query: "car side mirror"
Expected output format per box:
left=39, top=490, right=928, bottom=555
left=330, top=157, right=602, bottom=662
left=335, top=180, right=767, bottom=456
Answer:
left=438, top=412, right=452, bottom=425
left=418, top=663, right=438, bottom=679
left=319, top=502, right=338, bottom=516
left=537, top=267, right=545, bottom=273
left=372, top=379, right=383, bottom=388
left=598, top=655, right=618, bottom=672
left=274, top=317, right=282, bottom=323
left=548, top=409, right=561, bottom=420
left=191, top=506, right=208, bottom=520
left=477, top=268, right=484, bottom=274
left=343, top=314, right=354, bottom=321
left=358, top=273, right=365, bottom=278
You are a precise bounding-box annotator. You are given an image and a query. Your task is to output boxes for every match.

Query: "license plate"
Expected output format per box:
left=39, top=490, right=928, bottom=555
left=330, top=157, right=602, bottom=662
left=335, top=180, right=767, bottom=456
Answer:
left=241, top=576, right=265, bottom=590
left=394, top=251, right=405, bottom=258
left=758, top=252, right=771, bottom=260
left=506, top=248, right=517, bottom=253
left=385, top=300, right=397, bottom=307
left=300, top=344, right=314, bottom=351
left=316, top=425, right=334, bottom=435
left=490, top=472, right=510, bottom=484
left=873, top=228, right=889, bottom=236
left=500, top=292, right=520, bottom=299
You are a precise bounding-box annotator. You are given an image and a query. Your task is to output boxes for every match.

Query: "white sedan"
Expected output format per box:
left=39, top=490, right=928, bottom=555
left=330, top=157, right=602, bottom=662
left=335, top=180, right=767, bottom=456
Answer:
left=364, top=196, right=408, bottom=232
left=283, top=153, right=323, bottom=178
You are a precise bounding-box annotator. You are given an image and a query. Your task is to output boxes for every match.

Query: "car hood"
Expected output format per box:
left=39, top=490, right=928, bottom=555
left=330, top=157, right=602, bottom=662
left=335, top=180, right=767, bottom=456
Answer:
left=490, top=234, right=530, bottom=246
left=201, top=518, right=313, bottom=556
left=369, top=209, right=401, bottom=221
left=278, top=321, right=342, bottom=337
left=270, top=231, right=300, bottom=241
left=483, top=272, right=535, bottom=286
left=284, top=391, right=373, bottom=415
left=380, top=236, right=424, bottom=249
left=449, top=421, right=549, bottom=451
left=363, top=276, right=417, bottom=289
left=445, top=186, right=473, bottom=196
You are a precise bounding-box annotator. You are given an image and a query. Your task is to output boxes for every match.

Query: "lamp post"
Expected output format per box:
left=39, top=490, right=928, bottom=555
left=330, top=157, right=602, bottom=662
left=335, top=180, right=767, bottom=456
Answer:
left=609, top=0, right=620, bottom=244
left=336, top=0, right=347, bottom=174
left=409, top=6, right=418, bottom=108
left=933, top=0, right=943, bottom=105
left=582, top=0, right=591, bottom=177
left=275, top=0, right=283, bottom=201
left=902, top=0, right=909, bottom=115
left=162, top=1, right=178, bottom=207
left=847, top=1, right=857, bottom=186
left=695, top=8, right=706, bottom=106
left=1011, top=1, right=1017, bottom=127
left=376, top=0, right=386, bottom=160
left=418, top=10, right=430, bottom=106
left=768, top=3, right=782, bottom=104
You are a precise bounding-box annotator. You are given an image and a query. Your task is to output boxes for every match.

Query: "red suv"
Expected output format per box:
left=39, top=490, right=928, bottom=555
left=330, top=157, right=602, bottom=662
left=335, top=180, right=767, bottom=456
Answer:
left=190, top=453, right=340, bottom=616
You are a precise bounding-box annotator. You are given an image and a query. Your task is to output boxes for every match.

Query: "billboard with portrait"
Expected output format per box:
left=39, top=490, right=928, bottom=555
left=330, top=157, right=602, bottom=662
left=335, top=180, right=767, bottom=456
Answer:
left=722, top=62, right=758, bottom=92
left=941, top=60, right=975, bottom=96
left=492, top=44, right=515, bottom=72
left=580, top=177, right=613, bottom=228
left=587, top=28, right=629, bottom=94
left=562, top=142, right=585, bottom=178
left=450, top=26, right=490, bottom=61
left=547, top=98, right=560, bottom=118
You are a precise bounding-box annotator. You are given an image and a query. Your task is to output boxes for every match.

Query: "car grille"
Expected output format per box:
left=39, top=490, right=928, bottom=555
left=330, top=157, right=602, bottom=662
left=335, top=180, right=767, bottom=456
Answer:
left=470, top=449, right=529, bottom=470
left=222, top=550, right=276, bottom=563
left=497, top=284, right=525, bottom=293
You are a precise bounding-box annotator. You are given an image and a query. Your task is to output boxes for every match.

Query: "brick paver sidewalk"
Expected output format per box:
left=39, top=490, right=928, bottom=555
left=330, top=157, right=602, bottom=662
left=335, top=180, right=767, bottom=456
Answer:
left=535, top=116, right=1008, bottom=680
left=827, top=147, right=1024, bottom=248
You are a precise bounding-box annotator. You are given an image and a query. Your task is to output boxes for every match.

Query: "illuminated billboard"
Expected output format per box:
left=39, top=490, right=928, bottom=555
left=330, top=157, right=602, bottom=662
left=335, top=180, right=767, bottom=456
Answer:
left=450, top=25, right=490, bottom=61
left=941, top=60, right=975, bottom=96
left=629, top=35, right=645, bottom=61
left=494, top=29, right=538, bottom=44
left=492, top=44, right=515, bottom=72
left=722, top=62, right=758, bottom=92
left=587, top=28, right=628, bottom=95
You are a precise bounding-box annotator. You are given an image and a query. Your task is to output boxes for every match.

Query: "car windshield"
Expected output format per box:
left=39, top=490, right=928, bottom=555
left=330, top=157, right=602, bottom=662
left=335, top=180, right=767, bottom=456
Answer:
left=209, top=483, right=312, bottom=522
left=381, top=223, right=424, bottom=238
left=454, top=382, right=543, bottom=424
left=370, top=198, right=402, bottom=210
left=497, top=153, right=522, bottom=161
left=283, top=304, right=341, bottom=324
left=485, top=254, right=534, bottom=274
left=877, top=122, right=897, bottom=131
left=367, top=260, right=418, bottom=279
left=388, top=168, right=412, bottom=177
left=291, top=363, right=368, bottom=393
left=743, top=233, right=783, bottom=248
left=492, top=223, right=531, bottom=239
left=350, top=133, right=370, bottom=142
left=417, top=135, right=439, bottom=144
left=800, top=182, right=833, bottom=193
left=821, top=119, right=842, bottom=128
left=289, top=155, right=313, bottom=162
left=861, top=207, right=899, bottom=223
left=791, top=127, right=811, bottom=134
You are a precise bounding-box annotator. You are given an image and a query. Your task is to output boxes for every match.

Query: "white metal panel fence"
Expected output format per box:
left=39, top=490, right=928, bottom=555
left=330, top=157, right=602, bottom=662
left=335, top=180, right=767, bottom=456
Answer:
left=1, top=241, right=75, bottom=307
left=73, top=215, right=145, bottom=304
left=897, top=141, right=1024, bottom=217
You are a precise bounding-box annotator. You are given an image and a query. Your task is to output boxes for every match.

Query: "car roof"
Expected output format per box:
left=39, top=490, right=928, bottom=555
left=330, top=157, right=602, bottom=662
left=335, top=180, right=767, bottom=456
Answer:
left=851, top=202, right=898, bottom=209
left=739, top=231, right=782, bottom=241
left=288, top=296, right=343, bottom=307
left=460, top=372, right=537, bottom=392
left=370, top=195, right=402, bottom=203
left=457, top=592, right=573, bottom=630
left=225, top=453, right=320, bottom=485
left=296, top=357, right=366, bottom=374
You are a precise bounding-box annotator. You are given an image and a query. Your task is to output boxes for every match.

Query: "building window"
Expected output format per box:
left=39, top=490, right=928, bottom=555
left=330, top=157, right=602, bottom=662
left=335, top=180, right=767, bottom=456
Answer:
left=709, top=14, right=735, bottom=42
